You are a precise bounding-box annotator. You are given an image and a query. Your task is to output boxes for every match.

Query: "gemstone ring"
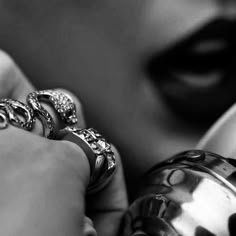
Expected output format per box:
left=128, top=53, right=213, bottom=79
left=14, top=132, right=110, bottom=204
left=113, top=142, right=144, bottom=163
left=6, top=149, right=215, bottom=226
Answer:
left=60, top=126, right=116, bottom=193
left=27, top=90, right=78, bottom=138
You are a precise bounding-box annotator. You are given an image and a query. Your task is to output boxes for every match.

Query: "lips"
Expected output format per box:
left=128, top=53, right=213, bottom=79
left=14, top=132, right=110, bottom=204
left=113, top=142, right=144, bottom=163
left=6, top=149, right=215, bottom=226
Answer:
left=149, top=18, right=236, bottom=75
left=146, top=18, right=236, bottom=122
left=163, top=45, right=232, bottom=74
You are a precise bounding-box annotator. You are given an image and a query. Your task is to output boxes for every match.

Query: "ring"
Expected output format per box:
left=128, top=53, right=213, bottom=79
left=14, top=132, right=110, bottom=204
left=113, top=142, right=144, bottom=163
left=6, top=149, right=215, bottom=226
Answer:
left=0, top=99, right=35, bottom=130
left=27, top=90, right=78, bottom=138
left=0, top=112, right=8, bottom=129
left=60, top=126, right=116, bottom=193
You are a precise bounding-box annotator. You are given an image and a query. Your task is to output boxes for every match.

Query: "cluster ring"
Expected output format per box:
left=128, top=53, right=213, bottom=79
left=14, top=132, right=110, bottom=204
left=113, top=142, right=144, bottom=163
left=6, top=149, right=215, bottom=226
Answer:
left=27, top=90, right=78, bottom=138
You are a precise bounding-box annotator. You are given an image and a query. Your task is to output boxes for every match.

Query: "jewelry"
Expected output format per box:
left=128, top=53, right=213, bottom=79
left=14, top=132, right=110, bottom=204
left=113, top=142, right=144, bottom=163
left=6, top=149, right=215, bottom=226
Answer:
left=123, top=150, right=236, bottom=236
left=60, top=126, right=116, bottom=193
left=0, top=112, right=8, bottom=129
left=0, top=99, right=35, bottom=130
left=27, top=90, right=78, bottom=138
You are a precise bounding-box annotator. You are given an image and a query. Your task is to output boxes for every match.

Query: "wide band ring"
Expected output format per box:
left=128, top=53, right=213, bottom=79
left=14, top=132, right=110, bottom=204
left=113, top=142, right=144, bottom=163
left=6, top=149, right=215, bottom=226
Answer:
left=0, top=112, right=8, bottom=129
left=60, top=126, right=116, bottom=193
left=27, top=90, right=78, bottom=138
left=0, top=99, right=35, bottom=130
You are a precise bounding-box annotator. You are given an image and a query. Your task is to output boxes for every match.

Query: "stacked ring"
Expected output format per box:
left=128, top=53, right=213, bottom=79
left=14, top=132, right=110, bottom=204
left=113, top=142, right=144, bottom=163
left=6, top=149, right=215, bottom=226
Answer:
left=27, top=90, right=78, bottom=138
left=60, top=126, right=116, bottom=193
left=0, top=112, right=8, bottom=129
left=0, top=99, right=35, bottom=130
left=0, top=89, right=116, bottom=193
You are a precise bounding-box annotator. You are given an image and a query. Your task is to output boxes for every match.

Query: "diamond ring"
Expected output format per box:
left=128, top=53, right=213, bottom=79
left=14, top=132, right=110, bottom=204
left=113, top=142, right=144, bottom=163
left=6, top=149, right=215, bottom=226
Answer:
left=60, top=126, right=116, bottom=193
left=27, top=90, right=78, bottom=138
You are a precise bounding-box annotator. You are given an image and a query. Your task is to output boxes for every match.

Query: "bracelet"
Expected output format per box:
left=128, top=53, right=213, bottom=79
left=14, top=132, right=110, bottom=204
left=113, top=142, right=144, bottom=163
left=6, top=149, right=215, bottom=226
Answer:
left=123, top=150, right=236, bottom=236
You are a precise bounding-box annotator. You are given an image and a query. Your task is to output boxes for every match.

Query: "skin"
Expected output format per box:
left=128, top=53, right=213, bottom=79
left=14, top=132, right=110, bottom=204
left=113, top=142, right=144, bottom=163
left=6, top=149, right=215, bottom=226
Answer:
left=0, top=1, right=235, bottom=235
left=0, top=0, right=235, bottom=192
left=0, top=51, right=128, bottom=236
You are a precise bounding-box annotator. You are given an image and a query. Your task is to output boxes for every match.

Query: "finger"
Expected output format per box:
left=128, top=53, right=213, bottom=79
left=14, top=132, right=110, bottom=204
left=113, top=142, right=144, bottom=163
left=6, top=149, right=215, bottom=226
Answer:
left=86, top=146, right=128, bottom=236
left=0, top=50, right=86, bottom=135
left=59, top=131, right=128, bottom=235
left=0, top=50, right=35, bottom=100
left=0, top=50, right=44, bottom=134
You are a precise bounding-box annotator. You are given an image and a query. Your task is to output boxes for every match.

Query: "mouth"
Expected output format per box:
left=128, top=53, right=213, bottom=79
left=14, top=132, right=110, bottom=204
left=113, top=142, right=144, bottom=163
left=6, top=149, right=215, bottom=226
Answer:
left=149, top=18, right=236, bottom=82
left=146, top=18, right=236, bottom=122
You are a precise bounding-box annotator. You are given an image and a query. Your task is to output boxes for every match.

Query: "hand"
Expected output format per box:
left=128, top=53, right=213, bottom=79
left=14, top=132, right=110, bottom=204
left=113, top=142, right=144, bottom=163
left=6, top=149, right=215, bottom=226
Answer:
left=0, top=50, right=128, bottom=236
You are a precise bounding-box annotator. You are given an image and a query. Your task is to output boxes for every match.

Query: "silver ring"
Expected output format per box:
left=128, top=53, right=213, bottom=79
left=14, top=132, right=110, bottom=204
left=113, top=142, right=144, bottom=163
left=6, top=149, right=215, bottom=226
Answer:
left=0, top=99, right=35, bottom=130
left=27, top=90, right=78, bottom=138
left=0, top=112, right=8, bottom=129
left=60, top=126, right=116, bottom=193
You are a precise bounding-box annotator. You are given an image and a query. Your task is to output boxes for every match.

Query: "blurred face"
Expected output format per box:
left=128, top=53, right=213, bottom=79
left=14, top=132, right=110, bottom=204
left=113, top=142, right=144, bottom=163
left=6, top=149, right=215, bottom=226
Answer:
left=1, top=0, right=236, bottom=184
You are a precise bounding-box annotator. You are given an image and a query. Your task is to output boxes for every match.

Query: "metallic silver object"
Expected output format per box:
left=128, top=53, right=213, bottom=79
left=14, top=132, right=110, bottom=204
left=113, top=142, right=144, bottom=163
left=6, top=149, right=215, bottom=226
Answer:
left=0, top=99, right=35, bottom=130
left=27, top=90, right=78, bottom=138
left=122, top=150, right=236, bottom=236
left=0, top=112, right=8, bottom=129
left=59, top=126, right=116, bottom=193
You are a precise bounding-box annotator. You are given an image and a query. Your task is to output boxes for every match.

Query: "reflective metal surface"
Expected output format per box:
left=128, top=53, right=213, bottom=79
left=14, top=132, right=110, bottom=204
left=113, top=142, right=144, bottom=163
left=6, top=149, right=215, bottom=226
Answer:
left=122, top=150, right=236, bottom=236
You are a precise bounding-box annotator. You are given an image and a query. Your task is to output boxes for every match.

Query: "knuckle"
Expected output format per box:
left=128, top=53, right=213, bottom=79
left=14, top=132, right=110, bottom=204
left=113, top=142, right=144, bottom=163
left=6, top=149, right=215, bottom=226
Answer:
left=0, top=50, right=16, bottom=77
left=0, top=50, right=15, bottom=69
left=28, top=140, right=75, bottom=176
left=49, top=140, right=90, bottom=176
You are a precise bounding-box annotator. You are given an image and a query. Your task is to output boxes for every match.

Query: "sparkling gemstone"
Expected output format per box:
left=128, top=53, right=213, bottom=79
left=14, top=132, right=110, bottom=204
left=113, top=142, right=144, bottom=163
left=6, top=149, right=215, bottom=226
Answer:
left=78, top=133, right=85, bottom=140
left=90, top=129, right=101, bottom=137
left=107, top=154, right=116, bottom=169
left=96, top=139, right=110, bottom=152
left=95, top=155, right=105, bottom=168
left=91, top=142, right=98, bottom=150
left=84, top=134, right=94, bottom=142
left=71, top=117, right=78, bottom=123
